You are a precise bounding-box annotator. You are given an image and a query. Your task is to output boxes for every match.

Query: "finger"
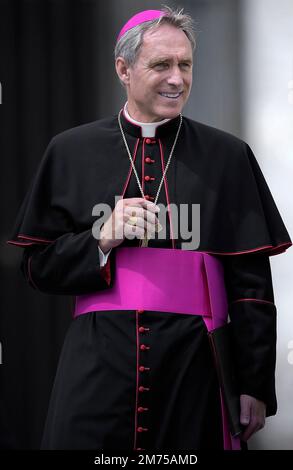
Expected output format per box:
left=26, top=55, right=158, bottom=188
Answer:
left=124, top=206, right=159, bottom=226
left=241, top=419, right=262, bottom=442
left=124, top=206, right=144, bottom=221
left=124, top=224, right=145, bottom=239
left=123, top=198, right=159, bottom=213
left=125, top=217, right=156, bottom=234
left=240, top=395, right=252, bottom=427
left=241, top=423, right=255, bottom=442
left=140, top=200, right=160, bottom=213
left=143, top=208, right=160, bottom=225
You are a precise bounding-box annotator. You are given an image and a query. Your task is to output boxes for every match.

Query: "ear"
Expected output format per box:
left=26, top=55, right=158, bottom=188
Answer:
left=115, top=57, right=131, bottom=86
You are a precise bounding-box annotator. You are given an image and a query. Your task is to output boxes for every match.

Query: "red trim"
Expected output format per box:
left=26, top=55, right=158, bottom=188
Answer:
left=18, top=234, right=53, bottom=243
left=122, top=138, right=140, bottom=198
left=159, top=139, right=175, bottom=249
left=133, top=311, right=140, bottom=450
left=7, top=240, right=36, bottom=247
left=260, top=242, right=292, bottom=255
left=7, top=234, right=53, bottom=246
left=201, top=242, right=292, bottom=256
left=28, top=256, right=38, bottom=290
left=142, top=139, right=145, bottom=194
left=231, top=298, right=274, bottom=305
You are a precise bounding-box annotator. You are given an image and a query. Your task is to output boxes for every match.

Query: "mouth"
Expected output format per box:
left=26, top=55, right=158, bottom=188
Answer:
left=158, top=91, right=183, bottom=99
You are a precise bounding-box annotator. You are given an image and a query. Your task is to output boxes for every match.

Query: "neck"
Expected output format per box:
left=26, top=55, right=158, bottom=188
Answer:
left=124, top=103, right=170, bottom=138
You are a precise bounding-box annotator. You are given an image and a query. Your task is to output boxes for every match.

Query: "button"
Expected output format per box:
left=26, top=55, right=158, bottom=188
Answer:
left=145, top=138, right=156, bottom=144
left=144, top=175, right=155, bottom=182
left=137, top=406, right=148, bottom=413
left=145, top=157, right=155, bottom=164
left=138, top=386, right=150, bottom=392
left=140, top=344, right=150, bottom=351
left=137, top=309, right=144, bottom=314
left=139, top=327, right=150, bottom=334
left=139, top=366, right=145, bottom=372
left=137, top=427, right=148, bottom=433
left=144, top=195, right=154, bottom=201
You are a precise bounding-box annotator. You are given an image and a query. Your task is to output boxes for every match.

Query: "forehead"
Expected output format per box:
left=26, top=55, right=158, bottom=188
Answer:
left=139, top=24, right=193, bottom=60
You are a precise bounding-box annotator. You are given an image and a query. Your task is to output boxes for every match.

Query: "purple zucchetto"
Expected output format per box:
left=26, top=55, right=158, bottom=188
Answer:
left=117, top=10, right=166, bottom=42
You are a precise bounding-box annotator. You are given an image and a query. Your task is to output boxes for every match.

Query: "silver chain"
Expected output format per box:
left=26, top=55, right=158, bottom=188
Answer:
left=118, top=109, right=182, bottom=206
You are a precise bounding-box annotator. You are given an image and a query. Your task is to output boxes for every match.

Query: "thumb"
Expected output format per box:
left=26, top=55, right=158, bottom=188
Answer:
left=240, top=394, right=252, bottom=426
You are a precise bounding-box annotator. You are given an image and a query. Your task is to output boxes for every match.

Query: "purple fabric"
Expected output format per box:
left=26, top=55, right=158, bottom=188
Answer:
left=201, top=255, right=241, bottom=450
left=117, top=10, right=166, bottom=42
left=74, top=246, right=241, bottom=450
left=74, top=247, right=219, bottom=317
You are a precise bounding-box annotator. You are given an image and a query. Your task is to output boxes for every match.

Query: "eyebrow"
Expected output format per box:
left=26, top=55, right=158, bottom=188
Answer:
left=149, top=57, right=193, bottom=65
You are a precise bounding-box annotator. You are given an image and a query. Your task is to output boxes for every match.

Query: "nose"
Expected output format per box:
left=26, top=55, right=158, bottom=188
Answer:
left=167, top=66, right=184, bottom=88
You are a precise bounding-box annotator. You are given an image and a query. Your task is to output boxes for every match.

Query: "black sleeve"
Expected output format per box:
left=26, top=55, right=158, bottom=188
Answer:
left=222, top=253, right=277, bottom=416
left=21, top=229, right=114, bottom=296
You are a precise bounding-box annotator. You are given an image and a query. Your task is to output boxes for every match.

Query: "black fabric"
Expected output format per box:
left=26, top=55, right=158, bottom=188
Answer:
left=41, top=311, right=223, bottom=450
left=0, top=0, right=107, bottom=449
left=7, top=113, right=291, bottom=449
left=21, top=230, right=113, bottom=295
left=222, top=254, right=277, bottom=415
left=8, top=113, right=291, bottom=255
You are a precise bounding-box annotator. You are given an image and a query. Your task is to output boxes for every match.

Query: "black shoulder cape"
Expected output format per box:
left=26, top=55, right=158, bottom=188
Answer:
left=8, top=114, right=292, bottom=256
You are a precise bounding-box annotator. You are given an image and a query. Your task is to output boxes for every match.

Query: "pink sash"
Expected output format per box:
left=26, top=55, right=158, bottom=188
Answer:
left=74, top=247, right=241, bottom=450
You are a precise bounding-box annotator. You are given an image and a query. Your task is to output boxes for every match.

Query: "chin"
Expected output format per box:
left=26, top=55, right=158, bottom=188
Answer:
left=161, top=107, right=183, bottom=119
left=151, top=103, right=184, bottom=121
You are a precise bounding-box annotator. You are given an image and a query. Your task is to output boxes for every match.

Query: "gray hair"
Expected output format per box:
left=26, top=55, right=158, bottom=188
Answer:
left=114, top=5, right=197, bottom=67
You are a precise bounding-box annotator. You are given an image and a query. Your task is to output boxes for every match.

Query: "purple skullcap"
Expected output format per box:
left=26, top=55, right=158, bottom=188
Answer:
left=117, top=10, right=166, bottom=42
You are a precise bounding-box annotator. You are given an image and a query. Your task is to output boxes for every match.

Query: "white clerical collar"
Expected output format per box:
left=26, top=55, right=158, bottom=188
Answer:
left=123, top=102, right=170, bottom=138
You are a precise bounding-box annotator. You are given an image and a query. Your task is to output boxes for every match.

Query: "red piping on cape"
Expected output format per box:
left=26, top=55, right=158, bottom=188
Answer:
left=7, top=240, right=37, bottom=247
left=202, top=241, right=292, bottom=256
left=7, top=234, right=53, bottom=246
left=121, top=139, right=140, bottom=198
left=7, top=237, right=291, bottom=256
left=158, top=138, right=175, bottom=249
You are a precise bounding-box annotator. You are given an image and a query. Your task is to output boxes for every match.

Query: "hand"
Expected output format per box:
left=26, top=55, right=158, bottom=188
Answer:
left=99, top=197, right=160, bottom=253
left=240, top=394, right=266, bottom=441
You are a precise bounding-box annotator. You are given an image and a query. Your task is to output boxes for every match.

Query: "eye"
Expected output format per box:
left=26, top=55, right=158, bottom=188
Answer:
left=153, top=62, right=169, bottom=71
left=180, top=63, right=192, bottom=70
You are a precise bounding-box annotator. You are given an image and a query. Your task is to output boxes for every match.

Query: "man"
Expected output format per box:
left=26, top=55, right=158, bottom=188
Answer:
left=8, top=7, right=291, bottom=450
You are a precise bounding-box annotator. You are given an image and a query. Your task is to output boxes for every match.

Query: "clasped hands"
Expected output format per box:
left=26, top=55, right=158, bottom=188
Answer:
left=99, top=197, right=160, bottom=253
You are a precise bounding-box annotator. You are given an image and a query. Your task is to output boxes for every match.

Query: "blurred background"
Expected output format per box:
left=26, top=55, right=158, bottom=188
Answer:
left=0, top=0, right=292, bottom=449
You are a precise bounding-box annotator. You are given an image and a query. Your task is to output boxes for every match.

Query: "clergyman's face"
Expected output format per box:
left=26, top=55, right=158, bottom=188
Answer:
left=116, top=24, right=193, bottom=122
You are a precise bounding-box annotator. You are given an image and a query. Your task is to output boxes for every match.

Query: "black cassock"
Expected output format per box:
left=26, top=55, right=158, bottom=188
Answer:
left=8, top=113, right=291, bottom=450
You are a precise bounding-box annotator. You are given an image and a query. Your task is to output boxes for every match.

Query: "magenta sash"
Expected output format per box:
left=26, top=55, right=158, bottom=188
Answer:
left=74, top=247, right=240, bottom=450
left=75, top=247, right=224, bottom=318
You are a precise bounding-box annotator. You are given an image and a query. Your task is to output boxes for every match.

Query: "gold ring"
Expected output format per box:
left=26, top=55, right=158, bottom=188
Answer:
left=128, top=216, right=138, bottom=226
left=155, top=221, right=163, bottom=233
